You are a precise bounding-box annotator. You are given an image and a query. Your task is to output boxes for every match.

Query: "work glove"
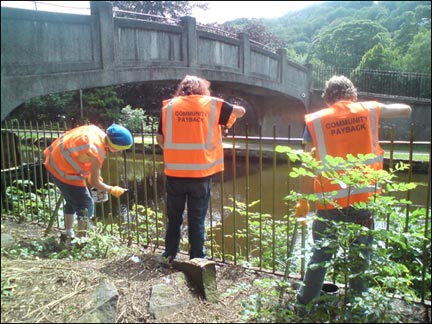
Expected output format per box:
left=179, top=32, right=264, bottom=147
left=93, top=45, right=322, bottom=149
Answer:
left=110, top=186, right=126, bottom=198
left=295, top=199, right=310, bottom=217
left=295, top=199, right=309, bottom=226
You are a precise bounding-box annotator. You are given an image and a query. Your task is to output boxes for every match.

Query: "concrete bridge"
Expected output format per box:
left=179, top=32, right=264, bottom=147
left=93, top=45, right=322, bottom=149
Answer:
left=2, top=2, right=430, bottom=140
left=1, top=1, right=311, bottom=137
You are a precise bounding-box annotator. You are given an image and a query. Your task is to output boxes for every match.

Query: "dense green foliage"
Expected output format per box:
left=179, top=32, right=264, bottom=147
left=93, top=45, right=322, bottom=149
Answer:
left=227, top=1, right=431, bottom=72
left=8, top=86, right=125, bottom=128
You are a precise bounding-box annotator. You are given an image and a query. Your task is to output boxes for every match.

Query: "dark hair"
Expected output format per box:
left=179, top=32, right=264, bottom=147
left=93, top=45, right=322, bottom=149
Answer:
left=322, top=75, right=357, bottom=105
left=174, top=75, right=211, bottom=97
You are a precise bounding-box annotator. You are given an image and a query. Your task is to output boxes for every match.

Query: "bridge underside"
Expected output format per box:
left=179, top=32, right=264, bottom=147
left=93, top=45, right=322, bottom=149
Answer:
left=2, top=68, right=307, bottom=138
left=211, top=81, right=307, bottom=137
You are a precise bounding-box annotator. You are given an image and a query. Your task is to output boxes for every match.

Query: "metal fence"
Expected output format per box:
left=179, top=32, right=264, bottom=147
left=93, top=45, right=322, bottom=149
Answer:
left=1, top=120, right=431, bottom=303
left=313, top=65, right=432, bottom=100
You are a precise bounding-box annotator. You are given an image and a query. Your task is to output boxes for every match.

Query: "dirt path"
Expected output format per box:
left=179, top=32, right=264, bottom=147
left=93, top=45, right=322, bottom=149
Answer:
left=2, top=218, right=430, bottom=323
left=0, top=218, right=275, bottom=323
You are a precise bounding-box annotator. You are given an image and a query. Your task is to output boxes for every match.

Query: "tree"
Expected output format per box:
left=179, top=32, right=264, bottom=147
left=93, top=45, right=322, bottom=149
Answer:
left=393, top=11, right=420, bottom=54
left=402, top=29, right=431, bottom=73
left=9, top=92, right=76, bottom=125
left=355, top=43, right=401, bottom=71
left=81, top=87, right=124, bottom=127
left=217, top=18, right=285, bottom=51
left=119, top=105, right=157, bottom=133
left=312, top=19, right=390, bottom=69
left=8, top=87, right=125, bottom=128
left=350, top=43, right=403, bottom=95
left=111, top=1, right=208, bottom=19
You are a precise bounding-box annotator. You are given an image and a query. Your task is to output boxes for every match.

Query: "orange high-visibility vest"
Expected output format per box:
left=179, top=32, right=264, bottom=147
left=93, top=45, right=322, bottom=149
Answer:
left=44, top=125, right=106, bottom=186
left=161, top=95, right=225, bottom=178
left=305, top=101, right=384, bottom=210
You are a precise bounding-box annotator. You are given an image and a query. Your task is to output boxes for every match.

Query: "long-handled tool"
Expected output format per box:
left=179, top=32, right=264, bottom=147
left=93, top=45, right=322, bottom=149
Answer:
left=45, top=194, right=63, bottom=236
left=279, top=217, right=304, bottom=303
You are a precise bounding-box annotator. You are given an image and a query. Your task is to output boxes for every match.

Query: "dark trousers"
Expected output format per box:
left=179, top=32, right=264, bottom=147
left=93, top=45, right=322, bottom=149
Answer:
left=163, top=176, right=211, bottom=260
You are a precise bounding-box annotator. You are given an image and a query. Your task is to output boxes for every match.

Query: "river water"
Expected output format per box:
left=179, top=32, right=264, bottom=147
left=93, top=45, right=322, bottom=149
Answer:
left=95, top=152, right=429, bottom=264
left=102, top=153, right=429, bottom=222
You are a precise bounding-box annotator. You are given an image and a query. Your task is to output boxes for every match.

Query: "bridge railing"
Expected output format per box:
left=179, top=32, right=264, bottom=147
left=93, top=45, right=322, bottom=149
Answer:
left=112, top=7, right=278, bottom=54
left=1, top=121, right=431, bottom=303
left=312, top=64, right=432, bottom=100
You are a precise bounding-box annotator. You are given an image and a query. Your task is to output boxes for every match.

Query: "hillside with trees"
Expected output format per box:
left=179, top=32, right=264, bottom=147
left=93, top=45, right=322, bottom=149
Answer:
left=226, top=1, right=431, bottom=73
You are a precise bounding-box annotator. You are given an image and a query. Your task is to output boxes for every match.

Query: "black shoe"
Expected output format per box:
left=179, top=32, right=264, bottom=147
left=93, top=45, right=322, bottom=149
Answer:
left=157, top=254, right=173, bottom=268
left=294, top=304, right=307, bottom=317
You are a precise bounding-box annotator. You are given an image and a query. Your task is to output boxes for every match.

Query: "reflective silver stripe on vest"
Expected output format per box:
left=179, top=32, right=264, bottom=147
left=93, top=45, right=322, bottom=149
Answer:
left=314, top=184, right=382, bottom=200
left=47, top=130, right=106, bottom=181
left=370, top=105, right=378, bottom=155
left=164, top=98, right=219, bottom=150
left=47, top=144, right=85, bottom=181
left=165, top=158, right=224, bottom=171
left=312, top=104, right=382, bottom=171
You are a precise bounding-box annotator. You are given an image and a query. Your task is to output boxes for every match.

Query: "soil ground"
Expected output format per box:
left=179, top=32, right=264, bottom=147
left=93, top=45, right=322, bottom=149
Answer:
left=1, top=218, right=283, bottom=323
left=1, top=217, right=430, bottom=323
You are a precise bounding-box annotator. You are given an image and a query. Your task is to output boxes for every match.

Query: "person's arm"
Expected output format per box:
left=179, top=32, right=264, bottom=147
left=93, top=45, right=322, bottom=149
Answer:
left=378, top=103, right=412, bottom=118
left=156, top=113, right=164, bottom=149
left=156, top=134, right=164, bottom=150
left=89, top=156, right=127, bottom=197
left=232, top=104, right=246, bottom=118
left=89, top=156, right=112, bottom=192
left=222, top=103, right=245, bottom=129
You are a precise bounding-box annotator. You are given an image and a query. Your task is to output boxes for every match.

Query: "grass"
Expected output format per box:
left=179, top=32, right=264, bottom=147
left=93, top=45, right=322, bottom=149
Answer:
left=381, top=144, right=430, bottom=162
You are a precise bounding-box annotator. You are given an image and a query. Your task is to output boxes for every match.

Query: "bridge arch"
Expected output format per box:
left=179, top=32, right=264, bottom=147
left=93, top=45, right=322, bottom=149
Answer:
left=1, top=1, right=311, bottom=137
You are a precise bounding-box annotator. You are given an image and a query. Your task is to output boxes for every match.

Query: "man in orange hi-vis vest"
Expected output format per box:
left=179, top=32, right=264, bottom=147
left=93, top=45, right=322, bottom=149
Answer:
left=294, top=75, right=411, bottom=317
left=157, top=75, right=246, bottom=263
left=44, top=123, right=132, bottom=239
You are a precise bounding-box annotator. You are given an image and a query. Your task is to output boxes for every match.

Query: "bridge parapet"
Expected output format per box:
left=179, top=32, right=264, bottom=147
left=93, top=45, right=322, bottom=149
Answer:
left=1, top=1, right=311, bottom=122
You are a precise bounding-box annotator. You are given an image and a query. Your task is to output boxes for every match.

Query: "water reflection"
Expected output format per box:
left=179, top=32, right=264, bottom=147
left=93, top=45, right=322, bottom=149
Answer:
left=101, top=153, right=429, bottom=222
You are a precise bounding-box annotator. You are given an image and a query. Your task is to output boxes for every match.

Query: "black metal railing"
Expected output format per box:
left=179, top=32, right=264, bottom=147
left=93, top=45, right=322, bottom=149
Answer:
left=313, top=65, right=431, bottom=100
left=1, top=121, right=431, bottom=303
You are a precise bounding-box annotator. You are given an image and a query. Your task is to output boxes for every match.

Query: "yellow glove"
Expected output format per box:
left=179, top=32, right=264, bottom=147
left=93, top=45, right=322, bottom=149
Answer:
left=295, top=199, right=310, bottom=217
left=110, top=186, right=126, bottom=198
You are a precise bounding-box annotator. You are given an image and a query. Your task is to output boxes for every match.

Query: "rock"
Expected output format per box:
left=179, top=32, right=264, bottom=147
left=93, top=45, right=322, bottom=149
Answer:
left=77, top=279, right=119, bottom=323
left=148, top=272, right=193, bottom=320
left=1, top=233, right=15, bottom=249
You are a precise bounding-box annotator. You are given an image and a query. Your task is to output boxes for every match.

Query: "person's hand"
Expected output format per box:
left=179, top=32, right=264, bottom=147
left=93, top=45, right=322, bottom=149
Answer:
left=110, top=186, right=126, bottom=198
left=295, top=199, right=310, bottom=217
left=295, top=199, right=309, bottom=226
